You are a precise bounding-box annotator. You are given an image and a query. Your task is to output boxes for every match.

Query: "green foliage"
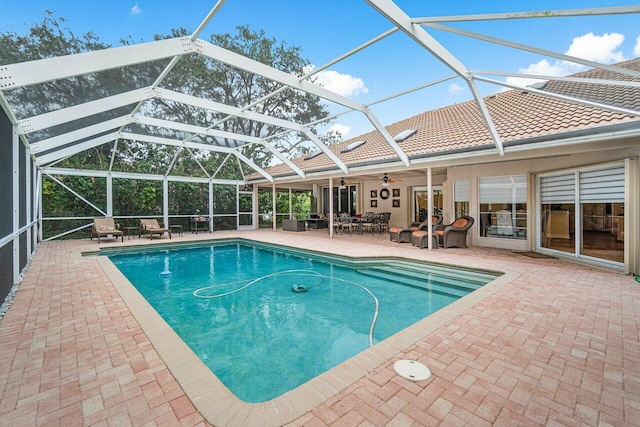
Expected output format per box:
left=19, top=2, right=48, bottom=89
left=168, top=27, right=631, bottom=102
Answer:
left=256, top=189, right=311, bottom=228
left=42, top=175, right=106, bottom=217
left=112, top=179, right=162, bottom=221
left=2, top=13, right=328, bottom=235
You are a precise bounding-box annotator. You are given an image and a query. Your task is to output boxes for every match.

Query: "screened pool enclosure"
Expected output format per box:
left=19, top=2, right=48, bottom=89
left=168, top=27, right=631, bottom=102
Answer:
left=2, top=1, right=640, bottom=303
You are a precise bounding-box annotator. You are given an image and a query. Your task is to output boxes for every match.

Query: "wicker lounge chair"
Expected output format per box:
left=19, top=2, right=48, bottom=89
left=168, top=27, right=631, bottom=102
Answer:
left=389, top=227, right=412, bottom=243
left=434, top=215, right=474, bottom=248
left=140, top=218, right=172, bottom=240
left=389, top=215, right=442, bottom=243
left=411, top=230, right=438, bottom=249
left=409, top=214, right=443, bottom=231
left=91, top=217, right=123, bottom=243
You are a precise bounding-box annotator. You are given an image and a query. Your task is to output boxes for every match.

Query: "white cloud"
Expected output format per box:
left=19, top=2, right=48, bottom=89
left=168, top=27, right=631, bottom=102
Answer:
left=448, top=83, right=465, bottom=93
left=565, top=32, right=625, bottom=65
left=312, top=69, right=368, bottom=97
left=131, top=3, right=142, bottom=15
left=634, top=34, right=640, bottom=57
left=327, top=124, right=351, bottom=138
left=506, top=59, right=570, bottom=88
left=504, top=32, right=628, bottom=90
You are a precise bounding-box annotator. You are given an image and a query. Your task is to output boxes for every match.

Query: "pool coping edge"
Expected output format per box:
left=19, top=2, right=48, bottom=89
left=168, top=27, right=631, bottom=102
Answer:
left=97, top=245, right=518, bottom=426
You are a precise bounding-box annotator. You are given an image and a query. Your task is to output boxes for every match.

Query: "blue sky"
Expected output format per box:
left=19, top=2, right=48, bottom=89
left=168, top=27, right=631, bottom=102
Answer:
left=2, top=1, right=639, bottom=140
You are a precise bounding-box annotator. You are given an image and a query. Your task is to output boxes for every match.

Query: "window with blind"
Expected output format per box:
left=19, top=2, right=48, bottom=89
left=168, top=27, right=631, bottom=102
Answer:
left=479, top=175, right=527, bottom=239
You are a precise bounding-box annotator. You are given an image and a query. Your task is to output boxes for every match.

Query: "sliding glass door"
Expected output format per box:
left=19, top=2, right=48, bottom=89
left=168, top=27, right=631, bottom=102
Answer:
left=412, top=186, right=442, bottom=222
left=322, top=185, right=357, bottom=215
left=538, top=164, right=625, bottom=264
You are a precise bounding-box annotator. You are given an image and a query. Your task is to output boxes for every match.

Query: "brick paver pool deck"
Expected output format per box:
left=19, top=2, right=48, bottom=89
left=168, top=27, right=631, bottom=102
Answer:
left=1, top=229, right=638, bottom=426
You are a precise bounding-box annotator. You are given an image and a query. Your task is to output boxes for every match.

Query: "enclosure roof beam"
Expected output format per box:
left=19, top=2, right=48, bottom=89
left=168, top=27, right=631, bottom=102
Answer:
left=190, top=0, right=227, bottom=40
left=198, top=38, right=413, bottom=164
left=412, top=5, right=640, bottom=23
left=118, top=132, right=236, bottom=153
left=158, top=88, right=306, bottom=133
left=302, top=129, right=349, bottom=174
left=134, top=116, right=264, bottom=145
left=35, top=132, right=120, bottom=166
left=117, top=132, right=272, bottom=182
left=41, top=166, right=242, bottom=185
left=366, top=0, right=504, bottom=156
left=30, top=116, right=131, bottom=154
left=18, top=88, right=151, bottom=134
left=196, top=40, right=365, bottom=112
left=475, top=75, right=640, bottom=117
left=257, top=142, right=306, bottom=179
left=471, top=70, right=640, bottom=89
left=424, top=22, right=640, bottom=79
left=0, top=37, right=192, bottom=89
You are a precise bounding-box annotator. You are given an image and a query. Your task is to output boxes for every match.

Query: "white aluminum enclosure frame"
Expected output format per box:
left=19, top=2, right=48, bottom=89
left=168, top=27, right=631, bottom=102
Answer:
left=0, top=0, right=639, bottom=264
left=2, top=2, right=637, bottom=185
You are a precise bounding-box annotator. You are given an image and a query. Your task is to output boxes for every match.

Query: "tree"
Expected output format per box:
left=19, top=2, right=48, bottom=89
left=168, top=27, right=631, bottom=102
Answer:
left=150, top=26, right=337, bottom=170
left=1, top=14, right=333, bottom=236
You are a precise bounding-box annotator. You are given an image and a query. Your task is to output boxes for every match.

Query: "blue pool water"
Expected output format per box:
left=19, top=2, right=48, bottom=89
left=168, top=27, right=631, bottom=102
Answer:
left=106, top=241, right=497, bottom=402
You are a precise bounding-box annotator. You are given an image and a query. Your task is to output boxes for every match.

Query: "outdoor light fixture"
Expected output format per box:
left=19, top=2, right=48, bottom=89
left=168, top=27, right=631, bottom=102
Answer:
left=381, top=173, right=390, bottom=187
left=340, top=178, right=346, bottom=189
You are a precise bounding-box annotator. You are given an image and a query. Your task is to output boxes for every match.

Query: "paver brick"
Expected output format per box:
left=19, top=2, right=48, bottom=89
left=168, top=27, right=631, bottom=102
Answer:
left=1, top=233, right=639, bottom=426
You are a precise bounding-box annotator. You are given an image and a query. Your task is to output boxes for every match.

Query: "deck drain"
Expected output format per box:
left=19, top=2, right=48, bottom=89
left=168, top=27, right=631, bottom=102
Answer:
left=393, top=360, right=432, bottom=382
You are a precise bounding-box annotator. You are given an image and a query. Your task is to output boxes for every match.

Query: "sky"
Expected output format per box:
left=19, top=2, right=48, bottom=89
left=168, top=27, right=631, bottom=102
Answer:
left=1, top=0, right=639, bottom=141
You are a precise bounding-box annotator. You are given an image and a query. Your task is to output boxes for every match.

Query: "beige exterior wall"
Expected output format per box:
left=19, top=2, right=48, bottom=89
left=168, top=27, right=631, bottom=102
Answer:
left=443, top=140, right=640, bottom=273
left=360, top=174, right=446, bottom=229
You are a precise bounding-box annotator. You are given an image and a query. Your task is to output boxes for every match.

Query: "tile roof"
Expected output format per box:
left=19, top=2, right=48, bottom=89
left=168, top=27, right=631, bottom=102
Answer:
left=256, top=58, right=640, bottom=179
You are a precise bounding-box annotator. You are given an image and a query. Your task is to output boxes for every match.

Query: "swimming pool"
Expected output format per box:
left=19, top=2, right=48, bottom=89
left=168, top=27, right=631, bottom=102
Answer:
left=106, top=240, right=497, bottom=402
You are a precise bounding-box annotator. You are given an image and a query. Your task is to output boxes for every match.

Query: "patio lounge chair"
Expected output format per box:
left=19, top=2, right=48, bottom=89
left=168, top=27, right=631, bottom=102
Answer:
left=389, top=214, right=442, bottom=243
left=409, top=214, right=443, bottom=231
left=434, top=215, right=474, bottom=248
left=411, top=230, right=438, bottom=249
left=91, top=217, right=123, bottom=243
left=389, top=227, right=412, bottom=243
left=140, top=218, right=172, bottom=240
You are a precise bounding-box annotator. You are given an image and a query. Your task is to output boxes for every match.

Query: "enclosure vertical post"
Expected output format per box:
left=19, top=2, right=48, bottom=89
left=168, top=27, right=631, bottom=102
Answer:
left=38, top=170, right=43, bottom=242
left=427, top=167, right=433, bottom=250
left=25, top=144, right=31, bottom=257
left=289, top=188, right=292, bottom=219
left=106, top=173, right=113, bottom=217
left=12, top=127, right=19, bottom=284
left=252, top=183, right=259, bottom=230
left=625, top=157, right=639, bottom=274
left=329, top=178, right=334, bottom=238
left=209, top=180, right=214, bottom=232
left=236, top=184, right=240, bottom=230
left=32, top=161, right=39, bottom=248
left=272, top=183, right=276, bottom=231
left=162, top=177, right=168, bottom=228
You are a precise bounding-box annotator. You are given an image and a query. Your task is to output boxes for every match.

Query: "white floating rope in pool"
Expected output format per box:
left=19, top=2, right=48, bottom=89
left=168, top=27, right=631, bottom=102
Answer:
left=393, top=360, right=432, bottom=382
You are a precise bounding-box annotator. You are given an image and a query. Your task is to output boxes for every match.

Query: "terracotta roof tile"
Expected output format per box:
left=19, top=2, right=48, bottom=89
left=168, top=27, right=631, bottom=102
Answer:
left=256, top=58, right=640, bottom=179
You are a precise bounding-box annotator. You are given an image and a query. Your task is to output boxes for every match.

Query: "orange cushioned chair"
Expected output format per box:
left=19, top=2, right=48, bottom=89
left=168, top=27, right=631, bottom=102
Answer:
left=434, top=216, right=474, bottom=248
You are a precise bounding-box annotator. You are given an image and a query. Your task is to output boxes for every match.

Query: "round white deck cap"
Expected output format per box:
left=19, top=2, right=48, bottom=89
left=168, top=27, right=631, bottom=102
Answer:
left=393, top=360, right=432, bottom=382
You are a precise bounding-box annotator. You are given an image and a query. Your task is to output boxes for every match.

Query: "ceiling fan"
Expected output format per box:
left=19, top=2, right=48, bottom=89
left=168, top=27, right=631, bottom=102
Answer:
left=380, top=173, right=401, bottom=187
left=339, top=177, right=358, bottom=189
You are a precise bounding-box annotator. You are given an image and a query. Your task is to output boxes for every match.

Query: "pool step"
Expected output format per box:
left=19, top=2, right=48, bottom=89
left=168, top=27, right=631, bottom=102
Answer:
left=371, top=264, right=493, bottom=288
left=356, top=268, right=472, bottom=298
left=356, top=266, right=488, bottom=297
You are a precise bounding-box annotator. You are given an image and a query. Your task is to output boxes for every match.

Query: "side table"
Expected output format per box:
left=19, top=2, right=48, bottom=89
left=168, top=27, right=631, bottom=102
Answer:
left=170, top=224, right=183, bottom=237
left=123, top=226, right=139, bottom=240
